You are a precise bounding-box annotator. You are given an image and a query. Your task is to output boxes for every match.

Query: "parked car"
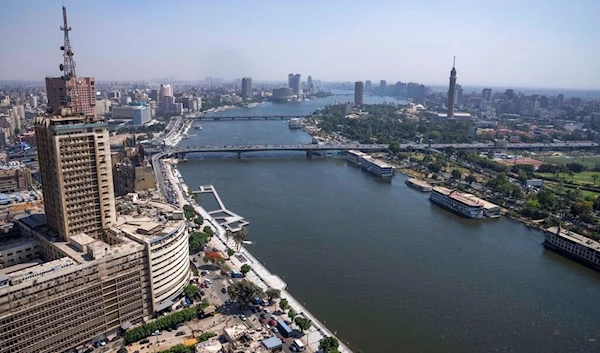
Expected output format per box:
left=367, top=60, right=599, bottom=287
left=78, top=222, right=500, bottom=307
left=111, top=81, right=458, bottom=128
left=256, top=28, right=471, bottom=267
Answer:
left=140, top=339, right=150, bottom=344
left=175, top=331, right=186, bottom=337
left=221, top=287, right=227, bottom=294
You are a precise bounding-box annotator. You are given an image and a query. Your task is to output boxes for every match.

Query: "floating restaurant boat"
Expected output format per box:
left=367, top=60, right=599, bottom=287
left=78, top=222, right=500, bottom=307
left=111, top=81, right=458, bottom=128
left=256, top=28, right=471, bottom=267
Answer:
left=288, top=118, right=302, bottom=129
left=346, top=150, right=394, bottom=178
left=429, top=186, right=500, bottom=218
left=543, top=226, right=600, bottom=271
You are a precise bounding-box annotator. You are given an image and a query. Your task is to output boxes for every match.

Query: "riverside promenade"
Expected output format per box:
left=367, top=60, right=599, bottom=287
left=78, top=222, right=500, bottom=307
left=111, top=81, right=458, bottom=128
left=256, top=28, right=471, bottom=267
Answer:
left=161, top=160, right=353, bottom=353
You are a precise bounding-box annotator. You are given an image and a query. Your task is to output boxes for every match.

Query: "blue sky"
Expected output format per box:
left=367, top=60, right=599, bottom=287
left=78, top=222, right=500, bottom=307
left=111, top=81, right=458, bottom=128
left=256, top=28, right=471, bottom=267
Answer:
left=1, top=0, right=599, bottom=89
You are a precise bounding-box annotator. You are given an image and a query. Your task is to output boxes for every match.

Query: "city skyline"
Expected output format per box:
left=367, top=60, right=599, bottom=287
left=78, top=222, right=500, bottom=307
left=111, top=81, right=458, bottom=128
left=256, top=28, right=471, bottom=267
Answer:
left=1, top=0, right=599, bottom=89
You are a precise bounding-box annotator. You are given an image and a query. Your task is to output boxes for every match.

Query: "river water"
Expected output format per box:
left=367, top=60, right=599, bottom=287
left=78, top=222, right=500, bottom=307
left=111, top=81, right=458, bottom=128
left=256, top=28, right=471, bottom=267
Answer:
left=177, top=93, right=600, bottom=353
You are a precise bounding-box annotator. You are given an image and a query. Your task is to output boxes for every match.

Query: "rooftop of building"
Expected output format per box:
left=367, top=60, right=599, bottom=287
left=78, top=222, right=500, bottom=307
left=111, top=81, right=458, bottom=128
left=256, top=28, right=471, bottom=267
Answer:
left=546, top=227, right=600, bottom=252
left=223, top=323, right=277, bottom=352
left=362, top=155, right=393, bottom=169
left=348, top=150, right=368, bottom=157
left=432, top=186, right=482, bottom=208
left=113, top=193, right=185, bottom=244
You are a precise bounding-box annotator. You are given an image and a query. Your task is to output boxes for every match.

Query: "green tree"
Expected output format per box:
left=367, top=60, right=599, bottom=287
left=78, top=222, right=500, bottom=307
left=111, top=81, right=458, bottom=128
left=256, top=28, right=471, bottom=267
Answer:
left=184, top=284, right=198, bottom=298
left=203, top=226, right=214, bottom=236
left=571, top=200, right=593, bottom=217
left=294, top=317, right=312, bottom=333
left=266, top=288, right=281, bottom=301
left=240, top=264, right=252, bottom=274
left=451, top=169, right=462, bottom=180
left=189, top=232, right=210, bottom=253
left=465, top=174, right=476, bottom=184
left=279, top=298, right=289, bottom=311
left=227, top=248, right=235, bottom=257
left=193, top=216, right=204, bottom=225
left=288, top=308, right=297, bottom=321
left=388, top=141, right=400, bottom=154
left=319, top=337, right=340, bottom=353
left=227, top=279, right=265, bottom=308
left=183, top=204, right=196, bottom=220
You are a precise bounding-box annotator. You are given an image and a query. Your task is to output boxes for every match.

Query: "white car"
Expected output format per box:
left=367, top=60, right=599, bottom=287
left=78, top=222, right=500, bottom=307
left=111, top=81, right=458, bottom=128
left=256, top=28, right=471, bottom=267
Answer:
left=270, top=314, right=277, bottom=321
left=228, top=279, right=233, bottom=284
left=240, top=315, right=247, bottom=321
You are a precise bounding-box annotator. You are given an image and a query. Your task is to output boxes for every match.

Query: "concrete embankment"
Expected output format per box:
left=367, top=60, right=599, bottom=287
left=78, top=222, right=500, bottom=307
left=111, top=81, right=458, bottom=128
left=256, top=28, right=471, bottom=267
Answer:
left=162, top=160, right=354, bottom=353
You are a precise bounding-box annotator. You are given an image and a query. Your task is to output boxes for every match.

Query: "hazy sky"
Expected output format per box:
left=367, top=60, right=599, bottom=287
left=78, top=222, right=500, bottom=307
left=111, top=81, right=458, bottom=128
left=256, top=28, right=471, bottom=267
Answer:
left=1, top=0, right=599, bottom=89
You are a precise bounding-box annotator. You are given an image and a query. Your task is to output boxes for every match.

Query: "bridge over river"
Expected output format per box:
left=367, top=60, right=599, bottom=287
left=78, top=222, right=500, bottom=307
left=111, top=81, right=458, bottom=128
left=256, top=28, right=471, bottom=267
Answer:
left=190, top=115, right=309, bottom=121
left=146, top=141, right=599, bottom=158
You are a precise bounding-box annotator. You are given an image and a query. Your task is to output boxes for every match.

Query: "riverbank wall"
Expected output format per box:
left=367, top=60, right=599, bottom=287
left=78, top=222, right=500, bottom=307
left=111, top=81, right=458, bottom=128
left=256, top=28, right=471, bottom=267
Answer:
left=161, top=160, right=354, bottom=353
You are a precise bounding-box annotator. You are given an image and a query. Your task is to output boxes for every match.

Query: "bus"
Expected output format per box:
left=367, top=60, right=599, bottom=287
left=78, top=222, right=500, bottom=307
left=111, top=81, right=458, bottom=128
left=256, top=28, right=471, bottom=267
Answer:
left=276, top=320, right=293, bottom=338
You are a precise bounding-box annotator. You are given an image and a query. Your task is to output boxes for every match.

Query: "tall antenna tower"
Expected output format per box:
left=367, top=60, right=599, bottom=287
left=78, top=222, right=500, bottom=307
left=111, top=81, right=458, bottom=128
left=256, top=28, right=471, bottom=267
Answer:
left=57, top=6, right=82, bottom=115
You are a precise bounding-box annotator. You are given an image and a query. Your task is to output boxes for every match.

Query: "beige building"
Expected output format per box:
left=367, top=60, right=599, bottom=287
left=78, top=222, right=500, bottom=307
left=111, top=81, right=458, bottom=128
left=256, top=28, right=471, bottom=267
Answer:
left=0, top=164, right=32, bottom=193
left=0, top=195, right=191, bottom=353
left=34, top=110, right=116, bottom=241
left=0, top=213, right=152, bottom=353
left=0, top=238, right=40, bottom=269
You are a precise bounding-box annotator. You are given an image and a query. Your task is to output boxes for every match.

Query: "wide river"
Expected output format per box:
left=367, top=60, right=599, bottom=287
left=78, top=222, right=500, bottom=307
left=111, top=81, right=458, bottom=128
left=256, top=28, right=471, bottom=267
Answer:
left=177, top=93, right=600, bottom=353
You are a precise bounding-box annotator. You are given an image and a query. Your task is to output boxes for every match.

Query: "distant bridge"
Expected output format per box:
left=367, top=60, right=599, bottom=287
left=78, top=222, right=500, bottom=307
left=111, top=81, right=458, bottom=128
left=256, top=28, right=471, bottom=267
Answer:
left=190, top=115, right=309, bottom=121
left=147, top=141, right=600, bottom=158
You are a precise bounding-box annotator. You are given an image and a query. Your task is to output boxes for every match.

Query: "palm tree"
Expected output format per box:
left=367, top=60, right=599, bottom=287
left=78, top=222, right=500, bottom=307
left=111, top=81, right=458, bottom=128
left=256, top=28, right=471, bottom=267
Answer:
left=234, top=227, right=248, bottom=251
left=224, top=229, right=234, bottom=249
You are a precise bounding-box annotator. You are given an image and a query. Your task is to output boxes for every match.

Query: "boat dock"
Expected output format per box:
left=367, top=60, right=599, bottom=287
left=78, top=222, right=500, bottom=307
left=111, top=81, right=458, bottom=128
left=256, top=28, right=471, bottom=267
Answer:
left=405, top=178, right=433, bottom=192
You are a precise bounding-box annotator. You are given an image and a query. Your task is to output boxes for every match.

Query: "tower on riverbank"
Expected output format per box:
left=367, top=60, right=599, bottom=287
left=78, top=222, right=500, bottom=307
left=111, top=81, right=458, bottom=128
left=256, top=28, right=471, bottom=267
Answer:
left=355, top=81, right=364, bottom=106
left=447, top=56, right=457, bottom=119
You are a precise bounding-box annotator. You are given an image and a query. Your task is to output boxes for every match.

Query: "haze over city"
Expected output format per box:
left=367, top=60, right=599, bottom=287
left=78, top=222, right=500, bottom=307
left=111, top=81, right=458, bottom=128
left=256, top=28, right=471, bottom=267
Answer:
left=1, top=0, right=599, bottom=89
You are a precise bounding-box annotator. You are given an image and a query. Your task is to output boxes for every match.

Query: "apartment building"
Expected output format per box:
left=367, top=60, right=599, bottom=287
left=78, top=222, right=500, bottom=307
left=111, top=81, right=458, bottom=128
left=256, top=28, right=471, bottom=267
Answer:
left=34, top=109, right=116, bottom=241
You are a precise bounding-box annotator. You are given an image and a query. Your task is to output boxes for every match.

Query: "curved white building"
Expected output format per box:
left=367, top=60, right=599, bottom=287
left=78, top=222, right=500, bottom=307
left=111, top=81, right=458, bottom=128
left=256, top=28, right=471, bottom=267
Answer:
left=112, top=196, right=190, bottom=313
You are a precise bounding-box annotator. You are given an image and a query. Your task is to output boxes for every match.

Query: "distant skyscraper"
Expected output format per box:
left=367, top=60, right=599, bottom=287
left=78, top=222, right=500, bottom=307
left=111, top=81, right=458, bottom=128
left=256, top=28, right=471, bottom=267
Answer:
left=480, top=88, right=492, bottom=110
left=354, top=81, right=364, bottom=106
left=307, top=75, right=313, bottom=89
left=455, top=84, right=463, bottom=106
left=379, top=80, right=387, bottom=95
left=447, top=57, right=457, bottom=119
left=29, top=96, right=38, bottom=108
left=288, top=73, right=301, bottom=96
left=365, top=80, right=372, bottom=92
left=241, top=77, right=252, bottom=101
left=159, top=84, right=173, bottom=101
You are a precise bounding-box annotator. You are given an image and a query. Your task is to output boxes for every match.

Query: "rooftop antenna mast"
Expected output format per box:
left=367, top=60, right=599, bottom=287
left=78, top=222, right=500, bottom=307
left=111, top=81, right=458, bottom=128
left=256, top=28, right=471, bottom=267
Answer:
left=58, top=6, right=82, bottom=116
left=453, top=56, right=456, bottom=68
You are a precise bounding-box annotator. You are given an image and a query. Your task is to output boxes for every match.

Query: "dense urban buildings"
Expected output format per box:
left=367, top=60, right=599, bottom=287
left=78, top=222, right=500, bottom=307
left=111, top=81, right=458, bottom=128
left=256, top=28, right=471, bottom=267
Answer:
left=0, top=163, right=32, bottom=193
left=0, top=8, right=191, bottom=353
left=354, top=81, right=364, bottom=106
left=447, top=57, right=458, bottom=119
left=241, top=77, right=252, bottom=101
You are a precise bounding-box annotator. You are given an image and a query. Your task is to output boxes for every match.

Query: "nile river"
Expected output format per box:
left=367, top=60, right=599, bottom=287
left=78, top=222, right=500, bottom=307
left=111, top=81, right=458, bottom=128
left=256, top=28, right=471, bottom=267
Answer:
left=177, top=93, right=600, bottom=353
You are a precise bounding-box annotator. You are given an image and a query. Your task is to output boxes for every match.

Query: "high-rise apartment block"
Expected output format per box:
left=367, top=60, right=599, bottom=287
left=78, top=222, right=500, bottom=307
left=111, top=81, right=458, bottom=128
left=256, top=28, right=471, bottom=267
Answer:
left=288, top=74, right=301, bottom=96
left=35, top=112, right=117, bottom=241
left=365, top=80, right=372, bottom=92
left=241, top=77, right=252, bottom=101
left=379, top=80, right=387, bottom=95
left=354, top=81, right=364, bottom=106
left=159, top=84, right=173, bottom=101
